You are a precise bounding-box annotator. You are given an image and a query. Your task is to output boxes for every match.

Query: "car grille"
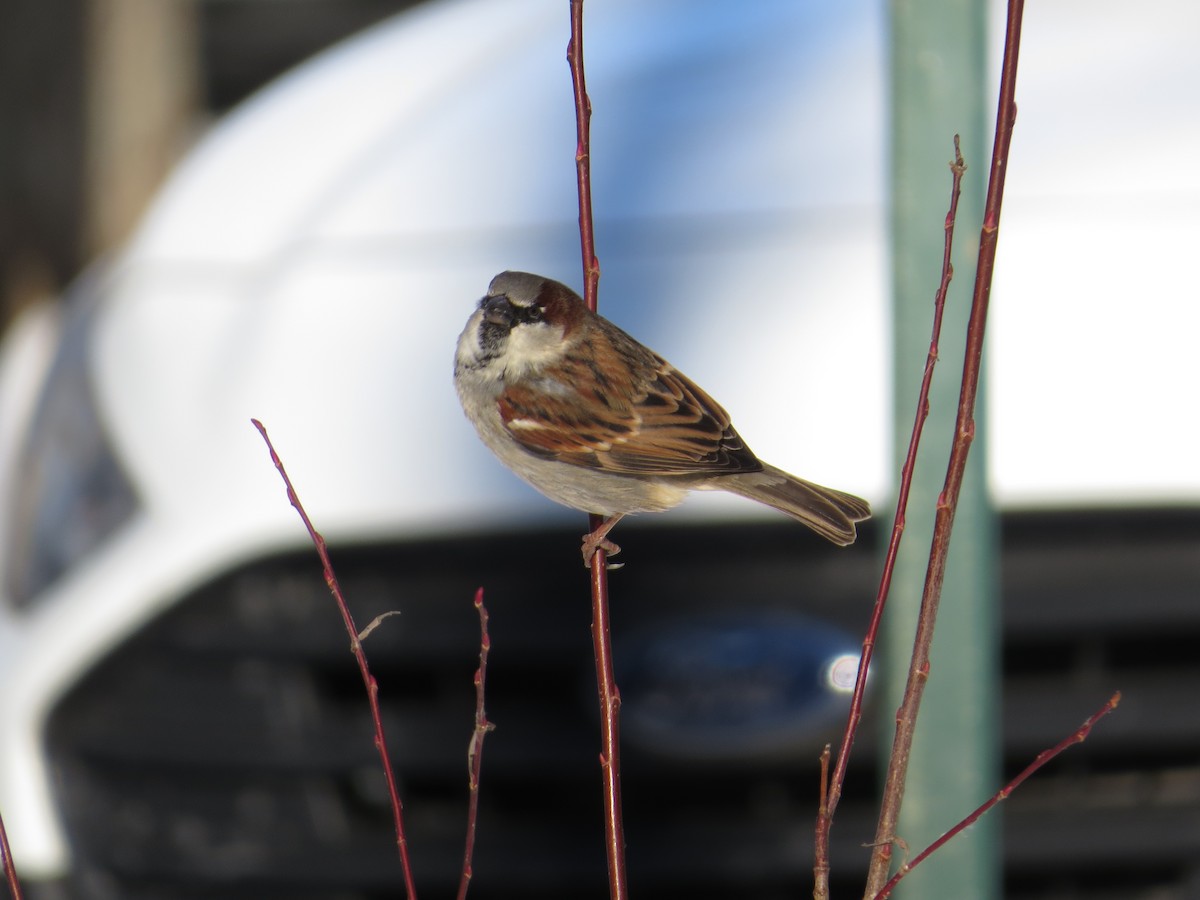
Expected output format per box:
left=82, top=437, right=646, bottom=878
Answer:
left=39, top=510, right=1200, bottom=898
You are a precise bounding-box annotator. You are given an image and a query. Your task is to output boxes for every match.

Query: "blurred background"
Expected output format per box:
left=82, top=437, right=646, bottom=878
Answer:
left=0, top=1, right=1198, bottom=898
left=0, top=0, right=416, bottom=326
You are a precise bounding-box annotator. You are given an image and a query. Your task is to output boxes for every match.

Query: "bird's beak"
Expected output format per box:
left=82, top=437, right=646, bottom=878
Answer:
left=481, top=295, right=513, bottom=328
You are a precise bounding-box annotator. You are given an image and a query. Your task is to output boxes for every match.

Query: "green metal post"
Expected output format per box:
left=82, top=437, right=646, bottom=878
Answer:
left=885, top=1, right=1000, bottom=898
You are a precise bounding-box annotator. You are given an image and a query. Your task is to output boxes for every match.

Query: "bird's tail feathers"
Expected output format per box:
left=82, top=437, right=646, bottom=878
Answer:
left=721, top=464, right=871, bottom=546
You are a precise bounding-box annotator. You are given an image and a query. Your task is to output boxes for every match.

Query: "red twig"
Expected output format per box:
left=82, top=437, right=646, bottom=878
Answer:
left=813, top=136, right=967, bottom=900
left=567, top=4, right=628, bottom=898
left=863, top=1, right=1025, bottom=894
left=457, top=588, right=494, bottom=900
left=872, top=692, right=1121, bottom=899
left=0, top=806, right=24, bottom=900
left=251, top=419, right=418, bottom=900
left=813, top=745, right=833, bottom=893
left=568, top=0, right=600, bottom=307
left=588, top=543, right=627, bottom=898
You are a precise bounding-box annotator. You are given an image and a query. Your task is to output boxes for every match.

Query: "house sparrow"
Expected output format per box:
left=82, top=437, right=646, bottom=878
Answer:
left=454, top=271, right=870, bottom=565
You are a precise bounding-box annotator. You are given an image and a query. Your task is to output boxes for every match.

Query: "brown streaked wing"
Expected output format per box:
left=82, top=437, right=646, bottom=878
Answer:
left=497, top=352, right=763, bottom=477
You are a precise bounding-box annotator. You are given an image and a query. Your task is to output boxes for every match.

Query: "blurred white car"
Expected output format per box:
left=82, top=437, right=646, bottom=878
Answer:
left=0, top=0, right=1196, bottom=897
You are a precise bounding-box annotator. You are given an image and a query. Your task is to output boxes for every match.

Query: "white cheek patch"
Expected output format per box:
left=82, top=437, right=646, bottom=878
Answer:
left=503, top=322, right=566, bottom=379
left=464, top=309, right=486, bottom=349
left=455, top=309, right=497, bottom=373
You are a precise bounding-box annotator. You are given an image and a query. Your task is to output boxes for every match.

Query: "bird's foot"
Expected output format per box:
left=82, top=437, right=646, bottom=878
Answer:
left=582, top=514, right=624, bottom=569
left=581, top=535, right=622, bottom=569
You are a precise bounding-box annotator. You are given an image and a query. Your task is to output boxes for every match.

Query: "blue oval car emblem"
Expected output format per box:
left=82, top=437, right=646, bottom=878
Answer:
left=618, top=613, right=863, bottom=760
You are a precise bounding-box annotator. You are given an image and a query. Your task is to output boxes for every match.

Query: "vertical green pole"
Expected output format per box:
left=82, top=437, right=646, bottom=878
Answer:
left=886, top=1, right=999, bottom=898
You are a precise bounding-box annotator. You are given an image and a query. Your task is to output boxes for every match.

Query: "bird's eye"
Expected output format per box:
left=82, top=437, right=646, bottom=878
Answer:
left=515, top=304, right=543, bottom=325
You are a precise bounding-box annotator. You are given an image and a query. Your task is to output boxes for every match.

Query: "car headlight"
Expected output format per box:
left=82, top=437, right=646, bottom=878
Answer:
left=3, top=287, right=139, bottom=609
left=618, top=611, right=865, bottom=759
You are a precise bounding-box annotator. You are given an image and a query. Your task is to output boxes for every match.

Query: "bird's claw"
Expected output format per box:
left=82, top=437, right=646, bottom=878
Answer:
left=581, top=534, right=622, bottom=569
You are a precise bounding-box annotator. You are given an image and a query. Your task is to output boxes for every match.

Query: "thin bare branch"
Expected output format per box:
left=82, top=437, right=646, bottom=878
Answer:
left=0, top=805, right=24, bottom=900
left=863, top=2, right=1026, bottom=894
left=359, top=610, right=402, bottom=642
left=457, top=588, right=495, bottom=900
left=813, top=135, right=967, bottom=900
left=813, top=745, right=832, bottom=898
left=568, top=0, right=600, bottom=308
left=251, top=418, right=418, bottom=900
left=872, top=693, right=1120, bottom=899
left=567, top=3, right=629, bottom=899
